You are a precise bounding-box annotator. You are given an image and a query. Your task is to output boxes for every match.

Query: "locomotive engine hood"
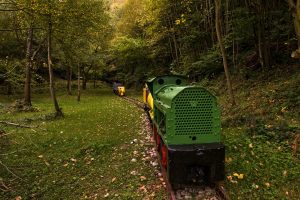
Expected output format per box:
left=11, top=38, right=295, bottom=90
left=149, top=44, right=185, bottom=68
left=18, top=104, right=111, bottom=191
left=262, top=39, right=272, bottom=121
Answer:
left=155, top=86, right=221, bottom=145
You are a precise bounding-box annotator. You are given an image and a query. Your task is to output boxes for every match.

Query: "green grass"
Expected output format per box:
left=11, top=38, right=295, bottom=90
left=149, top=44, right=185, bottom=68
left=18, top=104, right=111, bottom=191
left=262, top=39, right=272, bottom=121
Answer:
left=223, top=127, right=299, bottom=200
left=1, top=67, right=300, bottom=200
left=0, top=88, right=166, bottom=199
left=202, top=66, right=300, bottom=200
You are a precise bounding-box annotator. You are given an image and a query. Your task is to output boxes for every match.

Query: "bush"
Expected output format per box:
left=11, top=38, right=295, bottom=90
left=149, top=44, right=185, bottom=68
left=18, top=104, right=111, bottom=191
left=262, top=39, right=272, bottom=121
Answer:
left=186, top=49, right=224, bottom=79
left=245, top=119, right=299, bottom=142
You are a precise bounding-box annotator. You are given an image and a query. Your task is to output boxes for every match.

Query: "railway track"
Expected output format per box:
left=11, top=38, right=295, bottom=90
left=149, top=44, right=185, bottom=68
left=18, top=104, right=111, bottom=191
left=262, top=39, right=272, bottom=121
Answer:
left=122, top=96, right=230, bottom=200
left=122, top=96, right=147, bottom=109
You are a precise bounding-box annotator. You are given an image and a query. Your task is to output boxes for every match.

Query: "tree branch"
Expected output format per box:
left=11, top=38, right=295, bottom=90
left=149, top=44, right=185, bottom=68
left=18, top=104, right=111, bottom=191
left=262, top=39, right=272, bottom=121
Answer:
left=0, top=180, right=11, bottom=192
left=0, top=121, right=34, bottom=128
left=0, top=121, right=46, bottom=131
left=0, top=9, right=22, bottom=11
left=288, top=0, right=297, bottom=13
left=0, top=160, right=21, bottom=179
left=0, top=28, right=43, bottom=32
left=31, top=37, right=47, bottom=60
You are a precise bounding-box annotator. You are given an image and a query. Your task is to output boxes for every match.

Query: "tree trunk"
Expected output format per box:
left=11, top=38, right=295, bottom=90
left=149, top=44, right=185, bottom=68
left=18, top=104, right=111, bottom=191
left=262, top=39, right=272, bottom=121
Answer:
left=6, top=82, right=12, bottom=95
left=77, top=64, right=81, bottom=102
left=47, top=12, right=63, bottom=117
left=257, top=13, right=270, bottom=69
left=24, top=25, right=33, bottom=106
left=82, top=72, right=87, bottom=90
left=225, top=0, right=230, bottom=35
left=257, top=23, right=264, bottom=68
left=168, top=37, right=175, bottom=63
left=209, top=0, right=215, bottom=45
left=67, top=65, right=72, bottom=95
left=93, top=71, right=96, bottom=89
left=288, top=0, right=300, bottom=58
left=215, top=0, right=236, bottom=105
left=167, top=17, right=179, bottom=67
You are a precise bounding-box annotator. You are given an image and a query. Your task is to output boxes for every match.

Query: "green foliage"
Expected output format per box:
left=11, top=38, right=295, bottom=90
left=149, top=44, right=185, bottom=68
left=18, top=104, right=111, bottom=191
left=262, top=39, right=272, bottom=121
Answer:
left=0, top=58, right=24, bottom=94
left=246, top=119, right=299, bottom=142
left=0, top=0, right=112, bottom=97
left=106, top=0, right=297, bottom=88
left=107, top=36, right=151, bottom=87
left=186, top=49, right=223, bottom=78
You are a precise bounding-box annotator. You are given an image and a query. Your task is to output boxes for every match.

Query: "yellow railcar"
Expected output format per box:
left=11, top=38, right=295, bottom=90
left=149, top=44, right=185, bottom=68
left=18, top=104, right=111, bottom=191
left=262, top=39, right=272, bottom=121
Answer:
left=118, top=86, right=125, bottom=96
left=143, top=85, right=154, bottom=119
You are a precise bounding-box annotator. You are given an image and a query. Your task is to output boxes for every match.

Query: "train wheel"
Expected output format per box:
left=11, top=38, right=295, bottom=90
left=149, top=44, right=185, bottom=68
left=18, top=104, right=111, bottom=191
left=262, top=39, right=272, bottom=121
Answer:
left=156, top=134, right=161, bottom=151
left=153, top=125, right=157, bottom=140
left=161, top=143, right=168, bottom=169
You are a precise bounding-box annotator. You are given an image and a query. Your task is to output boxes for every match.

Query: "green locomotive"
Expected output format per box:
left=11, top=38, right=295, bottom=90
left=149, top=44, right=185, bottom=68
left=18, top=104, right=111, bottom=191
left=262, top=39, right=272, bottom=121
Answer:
left=143, top=75, right=225, bottom=184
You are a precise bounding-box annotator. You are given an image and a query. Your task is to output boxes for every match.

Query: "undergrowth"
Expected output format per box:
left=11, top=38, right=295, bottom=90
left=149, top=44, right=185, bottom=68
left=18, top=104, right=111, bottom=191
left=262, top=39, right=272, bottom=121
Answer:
left=200, top=65, right=300, bottom=199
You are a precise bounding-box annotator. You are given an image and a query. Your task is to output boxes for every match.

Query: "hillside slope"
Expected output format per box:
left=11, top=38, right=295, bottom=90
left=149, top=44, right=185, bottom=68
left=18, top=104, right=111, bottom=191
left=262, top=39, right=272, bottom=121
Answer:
left=200, top=65, right=300, bottom=199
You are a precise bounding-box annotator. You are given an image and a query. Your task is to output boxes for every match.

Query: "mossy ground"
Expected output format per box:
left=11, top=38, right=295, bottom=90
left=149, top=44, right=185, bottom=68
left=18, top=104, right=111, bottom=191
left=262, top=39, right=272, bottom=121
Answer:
left=200, top=66, right=300, bottom=200
left=1, top=66, right=300, bottom=200
left=0, top=88, right=166, bottom=199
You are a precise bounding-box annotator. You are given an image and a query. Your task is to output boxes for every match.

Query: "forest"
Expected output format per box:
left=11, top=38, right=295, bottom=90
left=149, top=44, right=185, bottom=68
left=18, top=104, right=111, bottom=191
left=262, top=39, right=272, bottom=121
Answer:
left=0, top=0, right=300, bottom=199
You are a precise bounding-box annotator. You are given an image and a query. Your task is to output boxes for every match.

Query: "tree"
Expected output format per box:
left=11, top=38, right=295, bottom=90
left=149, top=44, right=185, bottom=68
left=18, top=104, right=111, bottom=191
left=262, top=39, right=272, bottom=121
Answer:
left=288, top=0, right=300, bottom=58
left=46, top=0, right=63, bottom=117
left=214, top=0, right=235, bottom=105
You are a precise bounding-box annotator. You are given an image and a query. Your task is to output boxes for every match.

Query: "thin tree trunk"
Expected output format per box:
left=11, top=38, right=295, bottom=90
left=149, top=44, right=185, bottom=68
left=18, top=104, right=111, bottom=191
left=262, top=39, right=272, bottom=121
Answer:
left=261, top=24, right=270, bottom=68
left=6, top=83, right=12, bottom=95
left=168, top=37, right=175, bottom=62
left=67, top=65, right=72, bottom=95
left=257, top=23, right=264, bottom=68
left=225, top=0, right=230, bottom=35
left=232, top=39, right=236, bottom=70
left=82, top=72, right=87, bottom=90
left=215, top=0, right=235, bottom=105
left=288, top=0, right=300, bottom=58
left=209, top=0, right=215, bottom=45
left=24, top=24, right=33, bottom=106
left=167, top=17, right=179, bottom=67
left=93, top=71, right=96, bottom=89
left=47, top=11, right=63, bottom=117
left=257, top=13, right=270, bottom=69
left=77, top=64, right=81, bottom=102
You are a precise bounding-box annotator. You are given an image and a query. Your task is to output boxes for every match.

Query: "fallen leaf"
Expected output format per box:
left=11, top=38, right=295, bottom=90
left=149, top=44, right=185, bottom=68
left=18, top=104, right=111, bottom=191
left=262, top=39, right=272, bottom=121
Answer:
left=227, top=175, right=232, bottom=181
left=237, top=174, right=244, bottom=179
left=130, top=171, right=138, bottom=175
left=104, top=193, right=109, bottom=198
left=281, top=107, right=287, bottom=113
left=283, top=170, right=287, bottom=176
left=225, top=157, right=233, bottom=163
